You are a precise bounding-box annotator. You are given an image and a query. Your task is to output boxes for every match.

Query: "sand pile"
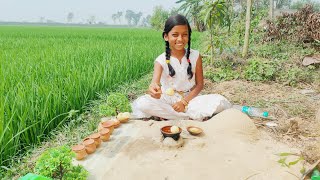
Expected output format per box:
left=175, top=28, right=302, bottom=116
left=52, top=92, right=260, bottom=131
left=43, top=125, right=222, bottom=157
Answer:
left=75, top=109, right=304, bottom=180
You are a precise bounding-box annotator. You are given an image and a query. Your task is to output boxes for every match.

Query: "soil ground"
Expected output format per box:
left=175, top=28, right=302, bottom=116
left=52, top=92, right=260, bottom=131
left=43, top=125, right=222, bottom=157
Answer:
left=201, top=78, right=320, bottom=164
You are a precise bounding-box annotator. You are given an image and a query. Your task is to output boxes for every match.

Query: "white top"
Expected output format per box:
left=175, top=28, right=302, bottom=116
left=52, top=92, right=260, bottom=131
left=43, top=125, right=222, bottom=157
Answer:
left=155, top=49, right=200, bottom=93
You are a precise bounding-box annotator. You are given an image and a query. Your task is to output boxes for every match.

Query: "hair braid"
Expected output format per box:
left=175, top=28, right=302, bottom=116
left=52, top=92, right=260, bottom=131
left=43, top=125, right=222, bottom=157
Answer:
left=165, top=41, right=175, bottom=77
left=186, top=33, right=193, bottom=79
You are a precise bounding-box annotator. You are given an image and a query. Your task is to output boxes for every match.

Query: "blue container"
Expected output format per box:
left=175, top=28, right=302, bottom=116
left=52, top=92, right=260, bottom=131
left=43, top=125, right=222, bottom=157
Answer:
left=19, top=173, right=51, bottom=180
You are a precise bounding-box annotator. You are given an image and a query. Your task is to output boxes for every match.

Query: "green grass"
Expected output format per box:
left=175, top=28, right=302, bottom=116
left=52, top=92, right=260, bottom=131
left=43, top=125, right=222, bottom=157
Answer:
left=0, top=26, right=183, bottom=167
left=0, top=72, right=153, bottom=179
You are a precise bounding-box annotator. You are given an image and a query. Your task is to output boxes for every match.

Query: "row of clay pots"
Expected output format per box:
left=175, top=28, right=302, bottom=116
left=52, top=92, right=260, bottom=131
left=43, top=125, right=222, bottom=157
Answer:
left=71, top=119, right=120, bottom=160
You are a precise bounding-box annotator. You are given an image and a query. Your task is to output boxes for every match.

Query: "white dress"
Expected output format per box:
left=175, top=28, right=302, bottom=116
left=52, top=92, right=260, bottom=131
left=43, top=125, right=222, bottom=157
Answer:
left=131, top=49, right=231, bottom=121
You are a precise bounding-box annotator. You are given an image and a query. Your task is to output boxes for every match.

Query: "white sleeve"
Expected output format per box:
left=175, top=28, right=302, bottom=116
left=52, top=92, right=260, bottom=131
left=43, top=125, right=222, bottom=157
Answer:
left=154, top=54, right=166, bottom=68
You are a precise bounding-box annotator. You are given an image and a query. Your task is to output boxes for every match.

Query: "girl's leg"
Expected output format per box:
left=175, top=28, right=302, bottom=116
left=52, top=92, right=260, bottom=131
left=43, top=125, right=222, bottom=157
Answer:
left=131, top=95, right=189, bottom=120
left=186, top=94, right=232, bottom=121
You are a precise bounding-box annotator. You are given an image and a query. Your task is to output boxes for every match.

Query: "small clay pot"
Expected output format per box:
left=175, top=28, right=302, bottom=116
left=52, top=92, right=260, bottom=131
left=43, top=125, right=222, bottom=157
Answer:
left=98, top=117, right=111, bottom=131
left=117, top=112, right=130, bottom=123
left=83, top=138, right=96, bottom=154
left=99, top=128, right=111, bottom=141
left=100, top=121, right=114, bottom=134
left=118, top=117, right=129, bottom=123
left=160, top=126, right=182, bottom=141
left=187, top=126, right=203, bottom=136
left=113, top=119, right=121, bottom=128
left=89, top=133, right=102, bottom=147
left=71, top=144, right=87, bottom=160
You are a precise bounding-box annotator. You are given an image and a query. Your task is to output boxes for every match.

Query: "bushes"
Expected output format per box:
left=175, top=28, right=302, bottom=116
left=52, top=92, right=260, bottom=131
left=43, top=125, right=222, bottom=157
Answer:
left=98, top=92, right=132, bottom=116
left=204, top=55, right=318, bottom=86
left=34, top=146, right=88, bottom=180
left=244, top=58, right=279, bottom=81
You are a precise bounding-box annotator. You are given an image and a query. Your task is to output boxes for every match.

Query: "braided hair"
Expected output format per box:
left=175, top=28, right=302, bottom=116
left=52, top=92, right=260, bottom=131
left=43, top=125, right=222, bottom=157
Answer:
left=162, top=14, right=193, bottom=79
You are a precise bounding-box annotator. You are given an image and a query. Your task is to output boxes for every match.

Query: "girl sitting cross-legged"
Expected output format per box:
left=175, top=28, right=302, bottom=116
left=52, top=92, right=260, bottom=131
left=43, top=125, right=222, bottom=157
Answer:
left=131, top=14, right=231, bottom=121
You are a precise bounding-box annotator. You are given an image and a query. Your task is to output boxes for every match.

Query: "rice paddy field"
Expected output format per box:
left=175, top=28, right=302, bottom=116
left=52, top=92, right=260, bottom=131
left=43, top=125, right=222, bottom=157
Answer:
left=0, top=26, right=200, bottom=167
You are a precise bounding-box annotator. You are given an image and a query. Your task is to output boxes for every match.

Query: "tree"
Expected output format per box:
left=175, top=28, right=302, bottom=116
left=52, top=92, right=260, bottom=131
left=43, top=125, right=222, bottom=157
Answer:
left=87, top=15, right=96, bottom=24
left=125, top=10, right=135, bottom=25
left=117, top=11, right=123, bottom=24
left=269, top=0, right=274, bottom=19
left=242, top=0, right=252, bottom=57
left=201, top=0, right=230, bottom=64
left=39, top=17, right=45, bottom=23
left=141, top=15, right=152, bottom=27
left=176, top=0, right=206, bottom=31
left=149, top=6, right=170, bottom=30
left=132, top=12, right=143, bottom=26
left=67, top=12, right=74, bottom=23
left=112, top=14, right=117, bottom=24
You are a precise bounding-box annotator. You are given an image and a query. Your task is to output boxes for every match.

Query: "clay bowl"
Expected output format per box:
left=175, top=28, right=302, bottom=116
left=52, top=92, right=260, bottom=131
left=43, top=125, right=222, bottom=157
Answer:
left=113, top=119, right=121, bottom=128
left=160, top=126, right=182, bottom=141
left=119, top=117, right=129, bottom=123
left=88, top=133, right=102, bottom=147
left=99, top=128, right=111, bottom=141
left=187, top=126, right=203, bottom=136
left=99, top=121, right=115, bottom=134
left=71, top=144, right=87, bottom=160
left=83, top=138, right=96, bottom=154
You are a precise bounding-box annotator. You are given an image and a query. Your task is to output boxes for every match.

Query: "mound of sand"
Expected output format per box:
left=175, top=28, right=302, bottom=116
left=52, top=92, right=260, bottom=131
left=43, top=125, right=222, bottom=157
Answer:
left=75, top=109, right=304, bottom=180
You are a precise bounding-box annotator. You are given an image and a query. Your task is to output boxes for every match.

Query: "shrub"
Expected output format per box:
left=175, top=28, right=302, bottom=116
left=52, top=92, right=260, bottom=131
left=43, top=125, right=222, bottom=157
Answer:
left=277, top=65, right=317, bottom=86
left=99, top=92, right=132, bottom=116
left=34, top=146, right=88, bottom=180
left=244, top=58, right=279, bottom=81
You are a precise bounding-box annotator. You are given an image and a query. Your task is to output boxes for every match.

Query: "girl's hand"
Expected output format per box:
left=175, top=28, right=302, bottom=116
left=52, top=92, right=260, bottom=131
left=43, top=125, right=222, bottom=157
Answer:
left=148, top=83, right=162, bottom=99
left=172, top=101, right=185, bottom=112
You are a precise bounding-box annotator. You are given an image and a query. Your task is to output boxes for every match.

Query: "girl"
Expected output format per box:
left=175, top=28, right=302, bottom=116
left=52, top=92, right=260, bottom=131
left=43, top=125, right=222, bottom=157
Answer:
left=131, top=14, right=231, bottom=121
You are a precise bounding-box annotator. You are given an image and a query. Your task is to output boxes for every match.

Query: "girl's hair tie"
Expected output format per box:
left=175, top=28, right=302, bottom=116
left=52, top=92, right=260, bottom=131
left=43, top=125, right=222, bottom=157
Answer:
left=166, top=59, right=170, bottom=64
left=187, top=59, right=190, bottom=63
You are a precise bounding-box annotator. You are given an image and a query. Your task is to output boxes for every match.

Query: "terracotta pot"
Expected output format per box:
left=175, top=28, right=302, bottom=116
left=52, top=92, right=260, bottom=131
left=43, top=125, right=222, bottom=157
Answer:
left=71, top=144, right=87, bottom=160
left=113, top=119, right=121, bottom=128
left=89, top=133, right=102, bottom=147
left=83, top=138, right=96, bottom=154
left=99, top=121, right=114, bottom=134
left=99, top=128, right=111, bottom=141
left=98, top=117, right=110, bottom=131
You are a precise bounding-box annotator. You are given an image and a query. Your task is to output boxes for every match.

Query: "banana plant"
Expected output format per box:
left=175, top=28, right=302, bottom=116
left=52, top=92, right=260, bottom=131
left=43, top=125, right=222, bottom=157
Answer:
left=201, top=0, right=231, bottom=64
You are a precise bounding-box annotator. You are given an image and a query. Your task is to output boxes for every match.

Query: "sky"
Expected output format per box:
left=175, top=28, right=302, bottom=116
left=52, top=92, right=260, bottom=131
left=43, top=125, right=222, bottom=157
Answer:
left=0, top=0, right=179, bottom=24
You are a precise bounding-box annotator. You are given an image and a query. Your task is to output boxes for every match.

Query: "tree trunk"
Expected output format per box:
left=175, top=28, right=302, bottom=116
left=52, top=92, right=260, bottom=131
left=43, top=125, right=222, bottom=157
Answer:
left=269, top=0, right=274, bottom=19
left=210, top=29, right=214, bottom=65
left=242, top=0, right=252, bottom=58
left=230, top=0, right=234, bottom=20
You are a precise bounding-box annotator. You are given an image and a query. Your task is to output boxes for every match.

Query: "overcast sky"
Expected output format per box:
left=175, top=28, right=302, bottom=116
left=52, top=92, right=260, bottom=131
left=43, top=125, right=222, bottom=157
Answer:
left=0, top=0, right=178, bottom=23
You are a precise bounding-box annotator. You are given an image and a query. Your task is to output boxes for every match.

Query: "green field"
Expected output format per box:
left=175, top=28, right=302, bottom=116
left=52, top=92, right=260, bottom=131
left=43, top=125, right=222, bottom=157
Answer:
left=1, top=26, right=193, bottom=166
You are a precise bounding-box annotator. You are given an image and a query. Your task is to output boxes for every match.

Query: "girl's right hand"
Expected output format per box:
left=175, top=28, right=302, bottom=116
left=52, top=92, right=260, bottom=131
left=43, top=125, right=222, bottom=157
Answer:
left=148, top=83, right=162, bottom=99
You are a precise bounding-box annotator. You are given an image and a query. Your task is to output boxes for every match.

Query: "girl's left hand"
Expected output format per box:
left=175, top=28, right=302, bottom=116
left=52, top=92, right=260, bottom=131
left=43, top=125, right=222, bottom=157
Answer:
left=172, top=101, right=185, bottom=112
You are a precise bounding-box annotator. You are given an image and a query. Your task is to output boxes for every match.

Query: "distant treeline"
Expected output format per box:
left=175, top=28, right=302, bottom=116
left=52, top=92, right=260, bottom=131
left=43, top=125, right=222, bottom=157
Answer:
left=0, top=21, right=142, bottom=28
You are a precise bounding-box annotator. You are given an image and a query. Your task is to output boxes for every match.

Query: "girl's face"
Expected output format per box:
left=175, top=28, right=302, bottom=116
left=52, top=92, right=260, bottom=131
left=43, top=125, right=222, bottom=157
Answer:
left=164, top=25, right=189, bottom=52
